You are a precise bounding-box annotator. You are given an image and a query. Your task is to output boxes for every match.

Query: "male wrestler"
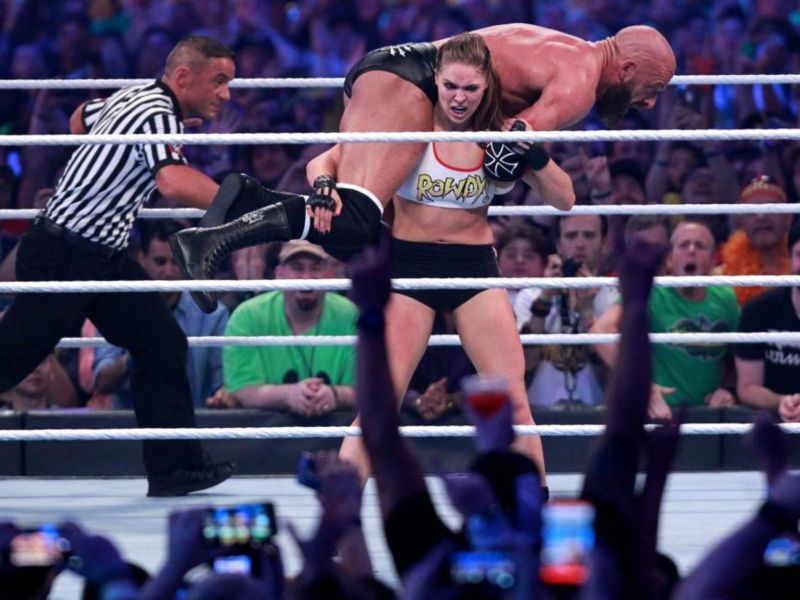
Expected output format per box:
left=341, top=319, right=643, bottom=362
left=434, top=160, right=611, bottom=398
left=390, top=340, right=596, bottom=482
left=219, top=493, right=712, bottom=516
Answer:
left=172, top=23, right=675, bottom=312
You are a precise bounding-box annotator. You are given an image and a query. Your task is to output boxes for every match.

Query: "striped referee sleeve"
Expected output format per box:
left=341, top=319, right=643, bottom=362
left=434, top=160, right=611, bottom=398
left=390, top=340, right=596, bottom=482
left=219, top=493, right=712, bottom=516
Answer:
left=140, top=112, right=188, bottom=175
left=81, top=98, right=107, bottom=131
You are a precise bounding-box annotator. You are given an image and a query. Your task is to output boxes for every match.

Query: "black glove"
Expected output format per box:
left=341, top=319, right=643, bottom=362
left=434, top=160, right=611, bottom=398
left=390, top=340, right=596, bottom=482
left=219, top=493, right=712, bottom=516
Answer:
left=308, top=174, right=337, bottom=212
left=483, top=120, right=527, bottom=181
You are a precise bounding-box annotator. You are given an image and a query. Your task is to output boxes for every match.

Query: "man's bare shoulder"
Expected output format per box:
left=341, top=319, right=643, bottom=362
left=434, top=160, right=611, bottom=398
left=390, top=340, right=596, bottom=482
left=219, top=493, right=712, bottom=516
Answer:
left=472, top=23, right=588, bottom=48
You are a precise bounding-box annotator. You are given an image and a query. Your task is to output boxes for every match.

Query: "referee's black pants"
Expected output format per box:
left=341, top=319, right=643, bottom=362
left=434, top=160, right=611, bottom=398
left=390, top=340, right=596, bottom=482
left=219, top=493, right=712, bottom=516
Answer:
left=0, top=223, right=204, bottom=475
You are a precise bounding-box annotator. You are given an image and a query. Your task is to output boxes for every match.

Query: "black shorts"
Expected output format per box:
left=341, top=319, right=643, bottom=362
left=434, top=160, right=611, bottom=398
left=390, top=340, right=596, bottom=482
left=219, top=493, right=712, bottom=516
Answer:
left=391, top=238, right=499, bottom=311
left=343, top=43, right=438, bottom=104
left=306, top=184, right=384, bottom=263
left=384, top=491, right=455, bottom=577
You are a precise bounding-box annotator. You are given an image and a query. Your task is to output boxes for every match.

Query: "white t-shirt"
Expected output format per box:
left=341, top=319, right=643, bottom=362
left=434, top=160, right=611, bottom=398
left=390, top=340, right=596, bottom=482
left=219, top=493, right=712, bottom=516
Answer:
left=514, top=286, right=619, bottom=407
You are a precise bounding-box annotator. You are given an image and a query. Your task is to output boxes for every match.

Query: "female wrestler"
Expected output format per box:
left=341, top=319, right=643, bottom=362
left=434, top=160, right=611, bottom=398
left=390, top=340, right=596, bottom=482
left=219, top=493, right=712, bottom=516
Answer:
left=311, top=32, right=574, bottom=481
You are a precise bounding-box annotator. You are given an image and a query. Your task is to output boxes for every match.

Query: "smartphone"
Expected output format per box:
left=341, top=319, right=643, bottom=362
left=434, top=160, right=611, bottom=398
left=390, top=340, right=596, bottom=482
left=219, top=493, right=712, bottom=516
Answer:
left=6, top=524, right=70, bottom=567
left=296, top=453, right=321, bottom=491
left=202, top=503, right=277, bottom=549
left=561, top=258, right=582, bottom=278
left=450, top=550, right=516, bottom=590
left=212, top=554, right=253, bottom=576
left=540, top=500, right=595, bottom=586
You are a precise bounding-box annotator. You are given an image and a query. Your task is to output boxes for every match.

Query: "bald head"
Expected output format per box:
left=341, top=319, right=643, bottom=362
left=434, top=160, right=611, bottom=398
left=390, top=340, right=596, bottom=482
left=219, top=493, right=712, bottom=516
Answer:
left=615, top=25, right=676, bottom=84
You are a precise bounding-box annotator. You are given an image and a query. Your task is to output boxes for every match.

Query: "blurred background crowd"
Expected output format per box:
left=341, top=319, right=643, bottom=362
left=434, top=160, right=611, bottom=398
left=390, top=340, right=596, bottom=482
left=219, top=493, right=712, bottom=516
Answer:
left=1, top=0, right=800, bottom=423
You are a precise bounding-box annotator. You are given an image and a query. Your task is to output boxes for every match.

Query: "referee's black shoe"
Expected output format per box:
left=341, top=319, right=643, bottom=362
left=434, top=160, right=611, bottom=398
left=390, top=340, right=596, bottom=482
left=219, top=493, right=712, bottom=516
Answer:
left=147, top=459, right=235, bottom=497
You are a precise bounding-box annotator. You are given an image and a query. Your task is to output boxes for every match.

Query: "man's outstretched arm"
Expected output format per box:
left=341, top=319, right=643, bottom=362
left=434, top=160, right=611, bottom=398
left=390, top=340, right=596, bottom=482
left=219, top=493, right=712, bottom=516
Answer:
left=347, top=234, right=428, bottom=518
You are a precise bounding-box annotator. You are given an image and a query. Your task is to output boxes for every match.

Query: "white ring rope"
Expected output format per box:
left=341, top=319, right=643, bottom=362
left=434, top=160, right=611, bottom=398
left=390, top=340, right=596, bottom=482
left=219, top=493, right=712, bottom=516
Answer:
left=51, top=331, right=800, bottom=349
left=3, top=203, right=800, bottom=222
left=1, top=128, right=798, bottom=146
left=0, top=74, right=797, bottom=90
left=2, top=274, right=799, bottom=294
left=0, top=423, right=799, bottom=442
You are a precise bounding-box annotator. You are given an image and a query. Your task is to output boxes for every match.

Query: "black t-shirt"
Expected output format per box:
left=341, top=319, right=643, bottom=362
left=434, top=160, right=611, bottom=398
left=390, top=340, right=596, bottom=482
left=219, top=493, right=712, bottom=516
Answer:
left=734, top=288, right=800, bottom=394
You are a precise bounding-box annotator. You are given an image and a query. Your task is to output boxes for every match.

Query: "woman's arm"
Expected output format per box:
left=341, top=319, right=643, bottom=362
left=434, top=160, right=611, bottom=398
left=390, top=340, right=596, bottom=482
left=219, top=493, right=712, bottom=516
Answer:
left=306, top=144, right=342, bottom=185
left=520, top=157, right=576, bottom=210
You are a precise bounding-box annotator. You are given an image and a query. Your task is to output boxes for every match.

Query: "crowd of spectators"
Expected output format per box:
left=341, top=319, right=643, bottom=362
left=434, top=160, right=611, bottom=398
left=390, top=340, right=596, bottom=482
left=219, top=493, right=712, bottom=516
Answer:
left=3, top=2, right=800, bottom=597
left=1, top=0, right=800, bottom=423
left=3, top=234, right=800, bottom=599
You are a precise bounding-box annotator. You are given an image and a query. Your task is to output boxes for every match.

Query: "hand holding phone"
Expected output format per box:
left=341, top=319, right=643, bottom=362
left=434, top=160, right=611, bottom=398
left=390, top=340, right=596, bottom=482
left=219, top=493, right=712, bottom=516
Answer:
left=540, top=500, right=595, bottom=586
left=5, top=524, right=70, bottom=568
left=450, top=550, right=516, bottom=590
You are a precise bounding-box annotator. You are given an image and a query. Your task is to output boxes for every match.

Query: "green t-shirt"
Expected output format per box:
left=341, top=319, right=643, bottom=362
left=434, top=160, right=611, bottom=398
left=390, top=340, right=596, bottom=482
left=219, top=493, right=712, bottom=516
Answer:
left=223, top=291, right=357, bottom=393
left=649, top=286, right=740, bottom=406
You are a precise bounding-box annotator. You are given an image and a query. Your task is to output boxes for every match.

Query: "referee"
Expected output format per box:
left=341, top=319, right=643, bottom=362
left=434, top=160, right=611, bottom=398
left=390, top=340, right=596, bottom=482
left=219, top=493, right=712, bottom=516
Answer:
left=0, top=36, right=236, bottom=496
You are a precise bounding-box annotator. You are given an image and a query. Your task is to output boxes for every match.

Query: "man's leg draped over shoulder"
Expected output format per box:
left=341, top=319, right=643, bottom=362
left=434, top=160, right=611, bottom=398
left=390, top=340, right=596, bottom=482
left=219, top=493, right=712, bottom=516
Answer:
left=171, top=177, right=384, bottom=313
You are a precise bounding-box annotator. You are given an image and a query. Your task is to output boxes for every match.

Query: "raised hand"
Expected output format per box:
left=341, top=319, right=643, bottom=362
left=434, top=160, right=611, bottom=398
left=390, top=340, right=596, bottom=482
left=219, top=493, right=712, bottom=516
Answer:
left=461, top=383, right=515, bottom=453
left=346, top=229, right=392, bottom=313
left=749, top=411, right=789, bottom=487
left=440, top=471, right=498, bottom=518
left=59, top=521, right=131, bottom=586
left=617, top=237, right=669, bottom=304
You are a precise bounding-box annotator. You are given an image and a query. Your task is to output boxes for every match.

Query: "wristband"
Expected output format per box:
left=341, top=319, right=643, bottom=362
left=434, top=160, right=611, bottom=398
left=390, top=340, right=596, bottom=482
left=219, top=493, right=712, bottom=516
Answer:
left=525, top=142, right=551, bottom=171
left=541, top=486, right=550, bottom=502
left=356, top=308, right=385, bottom=332
left=758, top=500, right=799, bottom=531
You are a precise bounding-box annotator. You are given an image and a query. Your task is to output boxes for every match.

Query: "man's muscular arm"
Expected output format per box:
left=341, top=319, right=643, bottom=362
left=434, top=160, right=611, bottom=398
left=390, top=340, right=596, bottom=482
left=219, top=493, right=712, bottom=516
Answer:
left=514, top=62, right=598, bottom=132
left=155, top=165, right=220, bottom=210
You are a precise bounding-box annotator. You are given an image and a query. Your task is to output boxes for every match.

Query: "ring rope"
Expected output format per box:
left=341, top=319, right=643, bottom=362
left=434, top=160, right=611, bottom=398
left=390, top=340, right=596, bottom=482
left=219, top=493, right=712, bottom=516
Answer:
left=2, top=274, right=800, bottom=294
left=0, top=423, right=798, bottom=442
left=3, top=202, right=800, bottom=222
left=0, top=74, right=797, bottom=90
left=0, top=128, right=797, bottom=147
left=51, top=331, right=800, bottom=349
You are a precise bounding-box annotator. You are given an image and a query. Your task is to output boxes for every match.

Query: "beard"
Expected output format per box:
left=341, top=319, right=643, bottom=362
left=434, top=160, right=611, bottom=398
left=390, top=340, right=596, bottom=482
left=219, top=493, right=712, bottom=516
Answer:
left=295, top=294, right=320, bottom=313
left=596, top=84, right=634, bottom=128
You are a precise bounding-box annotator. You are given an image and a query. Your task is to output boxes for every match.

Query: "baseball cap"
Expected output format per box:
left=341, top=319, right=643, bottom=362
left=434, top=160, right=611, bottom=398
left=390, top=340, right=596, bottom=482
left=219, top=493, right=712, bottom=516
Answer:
left=278, top=240, right=329, bottom=263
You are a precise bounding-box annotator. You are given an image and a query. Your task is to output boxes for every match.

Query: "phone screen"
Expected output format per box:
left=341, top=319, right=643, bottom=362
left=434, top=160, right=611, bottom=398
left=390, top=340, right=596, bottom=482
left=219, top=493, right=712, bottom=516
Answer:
left=450, top=550, right=516, bottom=590
left=202, top=503, right=276, bottom=549
left=763, top=532, right=800, bottom=567
left=8, top=524, right=69, bottom=567
left=540, top=500, right=595, bottom=586
left=212, top=554, right=253, bottom=576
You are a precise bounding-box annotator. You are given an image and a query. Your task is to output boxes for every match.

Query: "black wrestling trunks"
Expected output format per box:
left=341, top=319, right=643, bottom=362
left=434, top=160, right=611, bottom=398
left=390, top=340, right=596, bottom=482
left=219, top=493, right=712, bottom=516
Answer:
left=343, top=42, right=438, bottom=104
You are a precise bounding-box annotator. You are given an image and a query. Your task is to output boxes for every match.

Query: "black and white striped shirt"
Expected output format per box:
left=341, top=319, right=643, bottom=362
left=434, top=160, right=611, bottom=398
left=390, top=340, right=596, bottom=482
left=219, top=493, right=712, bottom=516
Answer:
left=44, top=80, right=187, bottom=250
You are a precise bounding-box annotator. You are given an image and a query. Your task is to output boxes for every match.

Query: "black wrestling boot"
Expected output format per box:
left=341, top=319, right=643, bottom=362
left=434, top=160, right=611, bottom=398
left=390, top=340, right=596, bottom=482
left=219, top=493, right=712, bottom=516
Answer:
left=199, top=172, right=300, bottom=227
left=171, top=200, right=296, bottom=313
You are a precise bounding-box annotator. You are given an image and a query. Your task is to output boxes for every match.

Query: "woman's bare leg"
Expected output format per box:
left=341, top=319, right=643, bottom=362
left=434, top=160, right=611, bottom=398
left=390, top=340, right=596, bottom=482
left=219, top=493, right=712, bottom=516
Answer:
left=339, top=292, right=436, bottom=481
left=453, top=289, right=547, bottom=483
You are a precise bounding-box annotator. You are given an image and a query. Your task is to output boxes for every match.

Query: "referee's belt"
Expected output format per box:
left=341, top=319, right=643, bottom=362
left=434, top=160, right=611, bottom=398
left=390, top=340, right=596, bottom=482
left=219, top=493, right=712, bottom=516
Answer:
left=33, top=217, right=120, bottom=258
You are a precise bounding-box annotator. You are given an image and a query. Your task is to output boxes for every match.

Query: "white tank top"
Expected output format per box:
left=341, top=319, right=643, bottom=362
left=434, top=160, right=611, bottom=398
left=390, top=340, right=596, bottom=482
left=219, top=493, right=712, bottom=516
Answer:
left=396, top=142, right=514, bottom=209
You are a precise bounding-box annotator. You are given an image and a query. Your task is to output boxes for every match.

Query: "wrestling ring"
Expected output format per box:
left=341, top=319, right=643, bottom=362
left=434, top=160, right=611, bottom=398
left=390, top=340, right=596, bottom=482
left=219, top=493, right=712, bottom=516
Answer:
left=1, top=73, right=799, bottom=595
